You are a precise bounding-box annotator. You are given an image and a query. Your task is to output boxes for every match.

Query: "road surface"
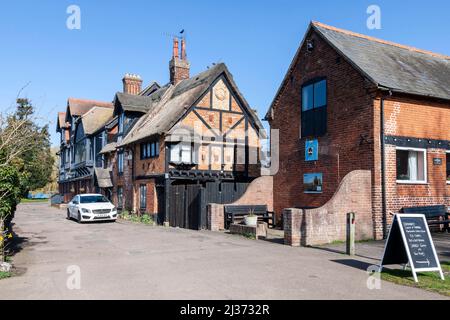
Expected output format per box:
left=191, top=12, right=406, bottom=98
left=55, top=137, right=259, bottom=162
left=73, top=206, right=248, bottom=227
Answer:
left=1, top=202, right=447, bottom=299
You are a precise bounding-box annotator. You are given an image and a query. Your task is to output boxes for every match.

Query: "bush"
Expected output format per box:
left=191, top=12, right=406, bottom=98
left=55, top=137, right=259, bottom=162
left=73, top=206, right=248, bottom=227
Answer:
left=120, top=211, right=155, bottom=225
left=0, top=165, right=21, bottom=262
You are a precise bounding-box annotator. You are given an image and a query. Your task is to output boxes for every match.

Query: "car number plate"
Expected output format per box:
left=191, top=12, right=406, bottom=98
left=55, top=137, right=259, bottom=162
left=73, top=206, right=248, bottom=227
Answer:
left=96, top=214, right=109, bottom=218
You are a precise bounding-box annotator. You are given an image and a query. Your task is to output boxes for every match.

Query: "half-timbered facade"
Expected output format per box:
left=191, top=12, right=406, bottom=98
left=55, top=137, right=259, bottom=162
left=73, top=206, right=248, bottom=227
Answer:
left=110, top=38, right=265, bottom=229
left=57, top=98, right=113, bottom=202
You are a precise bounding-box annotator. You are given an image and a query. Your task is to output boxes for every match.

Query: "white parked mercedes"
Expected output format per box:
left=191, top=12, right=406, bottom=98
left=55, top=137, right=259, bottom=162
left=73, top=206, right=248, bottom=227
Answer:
left=67, top=194, right=117, bottom=223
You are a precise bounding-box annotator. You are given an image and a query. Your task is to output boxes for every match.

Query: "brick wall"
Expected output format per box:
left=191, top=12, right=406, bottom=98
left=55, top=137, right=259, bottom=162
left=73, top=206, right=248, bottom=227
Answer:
left=134, top=136, right=165, bottom=177
left=284, top=170, right=373, bottom=246
left=207, top=176, right=273, bottom=231
left=372, top=96, right=450, bottom=239
left=269, top=28, right=376, bottom=221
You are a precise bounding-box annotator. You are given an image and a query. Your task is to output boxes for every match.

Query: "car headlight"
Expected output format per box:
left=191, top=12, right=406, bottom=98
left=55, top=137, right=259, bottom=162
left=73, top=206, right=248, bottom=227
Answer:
left=111, top=206, right=117, bottom=212
left=81, top=208, right=91, bottom=213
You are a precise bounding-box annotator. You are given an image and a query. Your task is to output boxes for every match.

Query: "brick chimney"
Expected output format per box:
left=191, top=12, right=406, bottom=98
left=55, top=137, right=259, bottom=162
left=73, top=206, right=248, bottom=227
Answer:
left=122, top=73, right=143, bottom=95
left=169, top=37, right=190, bottom=85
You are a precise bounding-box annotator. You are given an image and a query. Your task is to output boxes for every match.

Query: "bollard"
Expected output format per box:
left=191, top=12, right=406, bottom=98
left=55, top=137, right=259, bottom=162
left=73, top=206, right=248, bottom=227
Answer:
left=346, top=212, right=356, bottom=256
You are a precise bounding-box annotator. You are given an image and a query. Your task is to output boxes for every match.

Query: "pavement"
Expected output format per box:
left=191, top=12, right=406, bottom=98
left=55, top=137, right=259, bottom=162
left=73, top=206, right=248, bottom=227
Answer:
left=0, top=202, right=448, bottom=300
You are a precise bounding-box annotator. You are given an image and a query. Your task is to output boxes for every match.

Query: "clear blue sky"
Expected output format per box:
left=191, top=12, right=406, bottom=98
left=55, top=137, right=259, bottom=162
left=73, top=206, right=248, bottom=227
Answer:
left=1, top=0, right=449, bottom=146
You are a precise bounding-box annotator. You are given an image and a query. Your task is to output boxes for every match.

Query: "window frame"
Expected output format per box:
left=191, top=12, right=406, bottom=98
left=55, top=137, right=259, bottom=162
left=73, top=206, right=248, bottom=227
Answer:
left=118, top=150, right=124, bottom=175
left=169, top=142, right=195, bottom=164
left=301, top=77, right=327, bottom=138
left=446, top=151, right=450, bottom=184
left=117, top=186, right=123, bottom=209
left=395, top=146, right=428, bottom=184
left=139, top=184, right=147, bottom=210
left=140, top=141, right=160, bottom=160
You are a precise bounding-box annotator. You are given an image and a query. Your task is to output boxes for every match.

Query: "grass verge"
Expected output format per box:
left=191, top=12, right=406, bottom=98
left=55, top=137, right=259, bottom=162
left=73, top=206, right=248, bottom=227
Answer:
left=0, top=271, right=11, bottom=280
left=21, top=198, right=49, bottom=203
left=381, top=261, right=450, bottom=297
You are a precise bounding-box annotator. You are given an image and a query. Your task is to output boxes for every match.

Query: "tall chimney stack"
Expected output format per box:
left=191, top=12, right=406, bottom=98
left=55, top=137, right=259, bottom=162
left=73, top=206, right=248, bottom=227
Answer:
left=122, top=74, right=143, bottom=95
left=169, top=37, right=190, bottom=85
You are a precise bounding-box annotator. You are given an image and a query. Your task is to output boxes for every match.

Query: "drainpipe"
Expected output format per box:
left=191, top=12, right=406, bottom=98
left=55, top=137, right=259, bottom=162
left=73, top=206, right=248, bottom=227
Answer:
left=380, top=89, right=392, bottom=239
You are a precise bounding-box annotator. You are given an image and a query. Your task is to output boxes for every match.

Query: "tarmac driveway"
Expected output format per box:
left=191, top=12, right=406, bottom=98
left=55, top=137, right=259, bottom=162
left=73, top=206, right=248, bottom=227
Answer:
left=0, top=202, right=447, bottom=300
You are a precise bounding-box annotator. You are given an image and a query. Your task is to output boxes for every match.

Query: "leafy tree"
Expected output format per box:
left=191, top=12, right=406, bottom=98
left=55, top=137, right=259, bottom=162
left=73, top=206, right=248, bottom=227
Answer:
left=6, top=99, right=54, bottom=197
left=0, top=98, right=54, bottom=261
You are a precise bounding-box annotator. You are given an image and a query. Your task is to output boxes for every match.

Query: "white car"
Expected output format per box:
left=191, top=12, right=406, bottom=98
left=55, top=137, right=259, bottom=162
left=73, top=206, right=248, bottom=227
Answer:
left=67, top=194, right=117, bottom=223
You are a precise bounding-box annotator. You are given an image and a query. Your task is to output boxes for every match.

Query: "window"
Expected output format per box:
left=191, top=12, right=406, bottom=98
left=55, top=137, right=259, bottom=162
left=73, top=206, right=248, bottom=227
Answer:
left=140, top=141, right=160, bottom=159
left=396, top=148, right=427, bottom=183
left=118, top=113, right=124, bottom=134
left=170, top=143, right=193, bottom=164
left=80, top=195, right=109, bottom=203
left=118, top=151, right=124, bottom=174
left=117, top=187, right=123, bottom=208
left=446, top=152, right=450, bottom=183
left=140, top=184, right=147, bottom=209
left=301, top=79, right=327, bottom=137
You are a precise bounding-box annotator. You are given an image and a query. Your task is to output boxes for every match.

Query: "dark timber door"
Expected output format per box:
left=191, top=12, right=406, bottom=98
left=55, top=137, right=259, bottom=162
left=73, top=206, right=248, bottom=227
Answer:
left=168, top=183, right=202, bottom=230
left=168, top=181, right=250, bottom=230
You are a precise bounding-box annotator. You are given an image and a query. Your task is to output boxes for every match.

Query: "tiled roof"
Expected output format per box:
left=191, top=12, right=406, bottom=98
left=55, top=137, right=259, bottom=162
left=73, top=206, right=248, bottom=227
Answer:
left=67, top=97, right=113, bottom=117
left=118, top=63, right=265, bottom=147
left=79, top=106, right=114, bottom=135
left=266, top=21, right=450, bottom=119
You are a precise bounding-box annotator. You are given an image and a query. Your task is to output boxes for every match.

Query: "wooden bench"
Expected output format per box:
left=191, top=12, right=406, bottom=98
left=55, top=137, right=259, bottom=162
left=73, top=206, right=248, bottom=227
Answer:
left=401, top=205, right=450, bottom=232
left=224, top=205, right=274, bottom=229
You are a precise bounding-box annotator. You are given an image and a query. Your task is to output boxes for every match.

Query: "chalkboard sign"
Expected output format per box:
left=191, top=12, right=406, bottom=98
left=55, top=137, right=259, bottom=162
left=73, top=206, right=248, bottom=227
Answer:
left=380, top=214, right=444, bottom=282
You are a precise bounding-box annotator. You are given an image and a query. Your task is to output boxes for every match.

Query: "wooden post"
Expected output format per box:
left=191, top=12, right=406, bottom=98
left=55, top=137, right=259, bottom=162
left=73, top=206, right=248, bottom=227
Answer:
left=346, top=212, right=355, bottom=256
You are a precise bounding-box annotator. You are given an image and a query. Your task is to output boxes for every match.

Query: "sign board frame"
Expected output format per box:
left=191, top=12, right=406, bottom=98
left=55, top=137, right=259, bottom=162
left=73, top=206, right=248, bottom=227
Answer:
left=380, top=214, right=444, bottom=282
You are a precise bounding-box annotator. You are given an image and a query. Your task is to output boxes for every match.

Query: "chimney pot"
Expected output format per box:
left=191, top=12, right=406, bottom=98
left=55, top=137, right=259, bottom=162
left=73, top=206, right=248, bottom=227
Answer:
left=170, top=37, right=190, bottom=85
left=122, top=73, right=143, bottom=95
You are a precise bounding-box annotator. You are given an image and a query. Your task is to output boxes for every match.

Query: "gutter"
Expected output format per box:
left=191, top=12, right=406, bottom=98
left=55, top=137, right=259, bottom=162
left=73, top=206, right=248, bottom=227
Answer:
left=379, top=87, right=392, bottom=239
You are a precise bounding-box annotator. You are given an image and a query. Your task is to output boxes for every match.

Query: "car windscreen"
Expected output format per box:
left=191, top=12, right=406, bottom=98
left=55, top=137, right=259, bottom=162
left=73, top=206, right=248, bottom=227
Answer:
left=80, top=196, right=109, bottom=204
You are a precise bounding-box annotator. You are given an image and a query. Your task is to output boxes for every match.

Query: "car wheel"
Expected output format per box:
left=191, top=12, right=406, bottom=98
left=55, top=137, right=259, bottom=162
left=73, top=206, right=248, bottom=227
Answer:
left=77, top=211, right=82, bottom=223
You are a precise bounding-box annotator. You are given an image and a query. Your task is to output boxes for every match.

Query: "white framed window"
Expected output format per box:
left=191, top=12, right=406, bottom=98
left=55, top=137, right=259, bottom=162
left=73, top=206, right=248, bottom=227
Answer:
left=396, top=147, right=427, bottom=184
left=170, top=143, right=193, bottom=164
left=446, top=151, right=450, bottom=184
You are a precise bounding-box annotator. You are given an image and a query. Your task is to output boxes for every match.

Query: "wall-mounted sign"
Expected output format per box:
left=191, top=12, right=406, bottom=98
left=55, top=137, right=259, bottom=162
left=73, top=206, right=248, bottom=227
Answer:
left=380, top=214, right=444, bottom=282
left=305, top=139, right=318, bottom=161
left=433, top=158, right=442, bottom=165
left=304, top=173, right=323, bottom=193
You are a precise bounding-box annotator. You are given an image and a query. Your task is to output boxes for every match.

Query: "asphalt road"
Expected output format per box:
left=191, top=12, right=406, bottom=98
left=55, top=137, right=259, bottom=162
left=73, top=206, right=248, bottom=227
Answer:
left=1, top=202, right=447, bottom=300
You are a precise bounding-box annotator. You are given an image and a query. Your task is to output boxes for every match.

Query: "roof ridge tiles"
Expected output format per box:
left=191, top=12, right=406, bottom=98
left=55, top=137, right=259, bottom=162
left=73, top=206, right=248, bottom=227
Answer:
left=312, top=21, right=450, bottom=60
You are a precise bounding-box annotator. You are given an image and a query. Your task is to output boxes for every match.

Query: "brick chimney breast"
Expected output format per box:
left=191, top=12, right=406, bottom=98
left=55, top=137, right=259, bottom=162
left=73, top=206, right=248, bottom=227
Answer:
left=122, top=73, right=143, bottom=95
left=169, top=37, right=190, bottom=85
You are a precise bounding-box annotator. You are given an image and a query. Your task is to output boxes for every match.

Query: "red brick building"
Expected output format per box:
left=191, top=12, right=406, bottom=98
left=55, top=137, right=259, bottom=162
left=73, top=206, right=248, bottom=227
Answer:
left=266, top=22, right=450, bottom=239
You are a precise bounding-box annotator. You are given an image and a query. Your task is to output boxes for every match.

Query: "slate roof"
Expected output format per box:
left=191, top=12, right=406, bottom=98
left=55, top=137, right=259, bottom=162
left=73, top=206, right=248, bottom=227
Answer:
left=114, top=92, right=160, bottom=114
left=80, top=106, right=114, bottom=135
left=140, top=81, right=161, bottom=96
left=266, top=21, right=450, bottom=119
left=118, top=63, right=265, bottom=147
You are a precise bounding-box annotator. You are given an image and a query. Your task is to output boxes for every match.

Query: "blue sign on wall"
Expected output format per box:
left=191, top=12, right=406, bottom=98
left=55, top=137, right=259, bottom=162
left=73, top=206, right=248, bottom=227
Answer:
left=305, top=139, right=318, bottom=161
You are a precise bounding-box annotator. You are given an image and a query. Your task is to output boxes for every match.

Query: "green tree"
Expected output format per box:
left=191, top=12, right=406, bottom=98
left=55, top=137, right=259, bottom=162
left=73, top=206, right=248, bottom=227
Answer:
left=0, top=98, right=54, bottom=261
left=7, top=99, right=54, bottom=197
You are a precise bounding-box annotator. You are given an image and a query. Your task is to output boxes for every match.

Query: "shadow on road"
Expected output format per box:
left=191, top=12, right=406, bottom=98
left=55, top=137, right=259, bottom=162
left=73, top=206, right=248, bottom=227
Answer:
left=6, top=224, right=29, bottom=258
left=331, top=259, right=374, bottom=271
